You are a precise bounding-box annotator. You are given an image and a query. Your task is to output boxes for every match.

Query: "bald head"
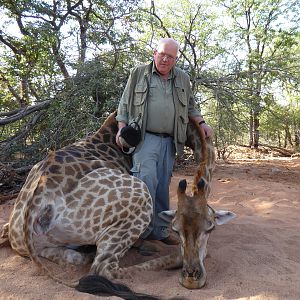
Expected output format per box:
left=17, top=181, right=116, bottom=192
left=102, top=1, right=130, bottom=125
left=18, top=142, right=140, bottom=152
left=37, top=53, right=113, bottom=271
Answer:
left=154, top=38, right=179, bottom=77
left=157, top=38, right=180, bottom=56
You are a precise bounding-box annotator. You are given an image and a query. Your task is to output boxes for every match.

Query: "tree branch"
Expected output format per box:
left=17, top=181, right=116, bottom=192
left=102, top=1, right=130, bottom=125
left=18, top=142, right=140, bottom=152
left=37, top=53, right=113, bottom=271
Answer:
left=0, top=100, right=51, bottom=126
left=149, top=0, right=171, bottom=38
left=0, top=70, right=23, bottom=105
left=0, top=111, right=44, bottom=150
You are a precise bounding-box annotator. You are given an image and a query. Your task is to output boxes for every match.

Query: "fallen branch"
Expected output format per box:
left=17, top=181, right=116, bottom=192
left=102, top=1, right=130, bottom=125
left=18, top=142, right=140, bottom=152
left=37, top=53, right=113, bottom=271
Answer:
left=15, top=165, right=33, bottom=175
left=0, top=111, right=44, bottom=148
left=259, top=143, right=295, bottom=156
left=0, top=100, right=51, bottom=125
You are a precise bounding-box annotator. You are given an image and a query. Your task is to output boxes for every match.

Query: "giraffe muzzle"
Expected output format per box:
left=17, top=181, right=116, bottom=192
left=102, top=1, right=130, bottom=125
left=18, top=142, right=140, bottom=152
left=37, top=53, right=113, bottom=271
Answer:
left=180, top=266, right=206, bottom=289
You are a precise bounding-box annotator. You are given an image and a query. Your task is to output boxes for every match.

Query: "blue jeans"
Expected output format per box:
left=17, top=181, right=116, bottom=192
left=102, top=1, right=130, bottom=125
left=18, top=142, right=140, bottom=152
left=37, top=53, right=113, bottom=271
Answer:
left=131, top=133, right=175, bottom=240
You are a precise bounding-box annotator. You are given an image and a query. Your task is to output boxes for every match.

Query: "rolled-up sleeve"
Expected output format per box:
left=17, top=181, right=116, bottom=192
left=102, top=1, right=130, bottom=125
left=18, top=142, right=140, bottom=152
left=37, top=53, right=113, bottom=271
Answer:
left=116, top=71, right=133, bottom=124
left=116, top=102, right=128, bottom=124
left=187, top=84, right=201, bottom=117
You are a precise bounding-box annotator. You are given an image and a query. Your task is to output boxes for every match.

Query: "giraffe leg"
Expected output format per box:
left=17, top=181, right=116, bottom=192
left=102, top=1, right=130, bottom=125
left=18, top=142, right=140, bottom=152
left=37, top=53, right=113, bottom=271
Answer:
left=0, top=223, right=10, bottom=247
left=40, top=246, right=94, bottom=265
left=91, top=237, right=137, bottom=279
left=90, top=217, right=148, bottom=279
left=0, top=223, right=9, bottom=238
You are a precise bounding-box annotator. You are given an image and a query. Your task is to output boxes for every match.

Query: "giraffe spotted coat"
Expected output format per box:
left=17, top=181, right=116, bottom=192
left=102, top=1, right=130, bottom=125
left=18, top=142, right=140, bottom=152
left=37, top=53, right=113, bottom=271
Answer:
left=3, top=111, right=233, bottom=293
left=7, top=112, right=155, bottom=279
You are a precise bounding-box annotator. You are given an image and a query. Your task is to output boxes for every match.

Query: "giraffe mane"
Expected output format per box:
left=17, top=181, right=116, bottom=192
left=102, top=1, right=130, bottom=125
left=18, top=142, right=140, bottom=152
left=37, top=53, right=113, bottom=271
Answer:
left=99, top=111, right=118, bottom=130
left=188, top=118, right=208, bottom=196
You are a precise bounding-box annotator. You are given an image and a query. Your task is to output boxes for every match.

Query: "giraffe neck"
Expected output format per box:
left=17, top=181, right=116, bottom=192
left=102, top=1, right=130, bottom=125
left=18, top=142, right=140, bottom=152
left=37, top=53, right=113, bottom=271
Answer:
left=89, top=112, right=132, bottom=173
left=187, top=118, right=208, bottom=195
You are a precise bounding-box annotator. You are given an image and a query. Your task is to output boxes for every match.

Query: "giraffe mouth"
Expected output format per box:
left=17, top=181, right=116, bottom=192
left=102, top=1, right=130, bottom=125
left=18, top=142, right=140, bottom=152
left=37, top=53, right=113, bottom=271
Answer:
left=180, top=268, right=207, bottom=289
left=180, top=275, right=207, bottom=289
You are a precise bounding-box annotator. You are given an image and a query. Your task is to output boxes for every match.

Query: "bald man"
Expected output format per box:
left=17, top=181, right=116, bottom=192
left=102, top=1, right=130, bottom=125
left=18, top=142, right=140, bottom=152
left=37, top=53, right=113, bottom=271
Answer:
left=116, top=38, right=213, bottom=250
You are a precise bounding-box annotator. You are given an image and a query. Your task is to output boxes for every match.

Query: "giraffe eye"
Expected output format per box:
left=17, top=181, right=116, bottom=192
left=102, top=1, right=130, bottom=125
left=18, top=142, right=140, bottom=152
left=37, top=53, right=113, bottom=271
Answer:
left=171, top=219, right=179, bottom=232
left=172, top=224, right=179, bottom=232
left=205, top=222, right=215, bottom=234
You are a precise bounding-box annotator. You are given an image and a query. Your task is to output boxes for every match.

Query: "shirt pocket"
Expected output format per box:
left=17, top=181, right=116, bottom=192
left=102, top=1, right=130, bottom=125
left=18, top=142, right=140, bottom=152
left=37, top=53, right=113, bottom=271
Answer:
left=175, top=86, right=188, bottom=107
left=177, top=115, right=189, bottom=143
left=134, top=84, right=147, bottom=106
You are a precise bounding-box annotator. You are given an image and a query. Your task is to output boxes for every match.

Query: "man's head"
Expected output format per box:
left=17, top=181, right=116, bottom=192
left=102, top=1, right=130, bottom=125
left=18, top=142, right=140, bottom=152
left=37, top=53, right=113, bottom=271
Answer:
left=154, top=38, right=179, bottom=76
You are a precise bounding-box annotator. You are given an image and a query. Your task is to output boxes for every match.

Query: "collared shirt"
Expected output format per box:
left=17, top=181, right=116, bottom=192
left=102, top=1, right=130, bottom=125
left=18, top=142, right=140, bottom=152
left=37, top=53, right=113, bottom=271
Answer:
left=145, top=64, right=175, bottom=135
left=116, top=62, right=201, bottom=155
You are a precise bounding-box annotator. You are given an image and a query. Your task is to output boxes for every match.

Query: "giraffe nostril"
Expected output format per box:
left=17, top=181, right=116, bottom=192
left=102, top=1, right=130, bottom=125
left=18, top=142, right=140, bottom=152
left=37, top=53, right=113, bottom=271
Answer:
left=182, top=268, right=202, bottom=279
left=187, top=271, right=194, bottom=277
left=194, top=269, right=202, bottom=279
left=182, top=269, right=188, bottom=278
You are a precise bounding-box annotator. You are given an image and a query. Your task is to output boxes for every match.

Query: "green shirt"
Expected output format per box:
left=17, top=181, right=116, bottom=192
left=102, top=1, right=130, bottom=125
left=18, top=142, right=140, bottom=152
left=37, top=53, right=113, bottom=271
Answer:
left=146, top=64, right=175, bottom=135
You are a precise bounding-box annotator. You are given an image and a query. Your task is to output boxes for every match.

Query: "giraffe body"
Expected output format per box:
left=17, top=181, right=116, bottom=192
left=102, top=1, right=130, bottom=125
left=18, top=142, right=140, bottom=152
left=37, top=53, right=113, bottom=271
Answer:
left=7, top=112, right=154, bottom=279
left=4, top=112, right=234, bottom=296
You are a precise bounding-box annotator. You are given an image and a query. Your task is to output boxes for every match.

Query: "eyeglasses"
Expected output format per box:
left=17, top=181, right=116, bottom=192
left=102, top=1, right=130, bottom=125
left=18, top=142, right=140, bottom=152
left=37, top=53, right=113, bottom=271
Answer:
left=156, top=52, right=177, bottom=62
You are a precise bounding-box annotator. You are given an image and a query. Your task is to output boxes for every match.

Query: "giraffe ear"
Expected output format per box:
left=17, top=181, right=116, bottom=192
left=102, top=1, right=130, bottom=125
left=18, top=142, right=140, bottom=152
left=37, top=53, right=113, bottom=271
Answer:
left=214, top=210, right=236, bottom=225
left=158, top=210, right=177, bottom=223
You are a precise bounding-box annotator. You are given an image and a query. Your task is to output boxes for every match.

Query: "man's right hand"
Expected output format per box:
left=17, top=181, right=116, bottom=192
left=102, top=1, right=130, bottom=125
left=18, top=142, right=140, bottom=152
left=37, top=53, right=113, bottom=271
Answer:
left=116, top=122, right=127, bottom=147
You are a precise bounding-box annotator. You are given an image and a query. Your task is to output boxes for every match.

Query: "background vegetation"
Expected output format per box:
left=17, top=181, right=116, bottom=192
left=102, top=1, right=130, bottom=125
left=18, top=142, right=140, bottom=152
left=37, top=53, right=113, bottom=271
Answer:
left=0, top=0, right=299, bottom=168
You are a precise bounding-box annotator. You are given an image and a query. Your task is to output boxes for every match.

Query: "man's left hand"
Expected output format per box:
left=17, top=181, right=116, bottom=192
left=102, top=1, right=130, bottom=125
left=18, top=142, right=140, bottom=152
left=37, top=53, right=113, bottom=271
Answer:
left=200, top=123, right=213, bottom=138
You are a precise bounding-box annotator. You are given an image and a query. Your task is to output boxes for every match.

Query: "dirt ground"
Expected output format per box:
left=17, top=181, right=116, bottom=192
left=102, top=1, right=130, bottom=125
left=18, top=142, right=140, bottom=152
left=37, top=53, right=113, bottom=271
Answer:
left=1, top=152, right=300, bottom=300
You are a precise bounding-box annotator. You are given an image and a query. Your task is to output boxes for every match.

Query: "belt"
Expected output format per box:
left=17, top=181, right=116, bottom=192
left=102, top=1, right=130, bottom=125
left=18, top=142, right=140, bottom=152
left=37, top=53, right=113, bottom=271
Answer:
left=146, top=131, right=173, bottom=138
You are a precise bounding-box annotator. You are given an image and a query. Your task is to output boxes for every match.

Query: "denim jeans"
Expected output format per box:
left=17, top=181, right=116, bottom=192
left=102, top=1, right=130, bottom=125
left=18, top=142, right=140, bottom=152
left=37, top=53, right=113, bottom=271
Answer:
left=130, top=132, right=175, bottom=240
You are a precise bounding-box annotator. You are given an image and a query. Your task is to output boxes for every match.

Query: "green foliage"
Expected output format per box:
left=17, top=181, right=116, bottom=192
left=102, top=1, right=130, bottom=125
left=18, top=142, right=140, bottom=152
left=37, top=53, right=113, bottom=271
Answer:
left=0, top=0, right=300, bottom=167
left=0, top=0, right=142, bottom=166
left=0, top=58, right=130, bottom=166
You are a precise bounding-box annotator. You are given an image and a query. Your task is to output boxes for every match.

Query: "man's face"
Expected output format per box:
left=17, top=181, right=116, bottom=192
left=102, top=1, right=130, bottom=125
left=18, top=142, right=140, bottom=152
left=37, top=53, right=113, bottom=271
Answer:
left=154, top=42, right=178, bottom=76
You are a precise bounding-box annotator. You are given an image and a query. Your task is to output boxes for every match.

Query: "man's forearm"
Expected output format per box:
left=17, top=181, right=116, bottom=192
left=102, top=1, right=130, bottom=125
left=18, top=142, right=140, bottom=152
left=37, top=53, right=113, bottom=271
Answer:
left=189, top=115, right=205, bottom=124
left=118, top=121, right=127, bottom=130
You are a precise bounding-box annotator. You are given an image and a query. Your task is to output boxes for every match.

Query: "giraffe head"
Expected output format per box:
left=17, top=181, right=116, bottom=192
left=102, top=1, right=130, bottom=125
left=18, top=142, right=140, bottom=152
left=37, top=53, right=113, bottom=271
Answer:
left=160, top=179, right=235, bottom=289
left=160, top=120, right=235, bottom=289
left=177, top=178, right=235, bottom=288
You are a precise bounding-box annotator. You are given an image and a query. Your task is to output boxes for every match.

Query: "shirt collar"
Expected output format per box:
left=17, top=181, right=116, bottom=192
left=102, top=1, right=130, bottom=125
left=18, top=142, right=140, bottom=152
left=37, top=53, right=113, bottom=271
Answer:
left=152, top=61, right=175, bottom=79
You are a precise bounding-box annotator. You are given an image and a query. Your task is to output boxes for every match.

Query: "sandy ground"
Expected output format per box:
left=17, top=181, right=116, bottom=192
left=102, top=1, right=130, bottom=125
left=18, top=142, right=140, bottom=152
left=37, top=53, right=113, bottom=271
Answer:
left=0, top=156, right=300, bottom=300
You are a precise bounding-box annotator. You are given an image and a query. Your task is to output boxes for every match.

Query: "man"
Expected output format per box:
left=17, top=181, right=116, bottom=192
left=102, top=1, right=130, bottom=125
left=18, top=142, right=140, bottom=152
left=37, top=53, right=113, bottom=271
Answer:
left=116, top=38, right=213, bottom=248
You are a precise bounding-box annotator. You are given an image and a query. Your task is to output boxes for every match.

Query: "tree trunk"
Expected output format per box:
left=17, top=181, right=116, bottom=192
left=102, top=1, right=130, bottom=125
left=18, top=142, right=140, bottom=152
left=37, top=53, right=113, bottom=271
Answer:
left=253, top=113, right=259, bottom=148
left=277, top=131, right=281, bottom=147
left=249, top=111, right=254, bottom=147
left=295, top=128, right=300, bottom=147
left=249, top=110, right=260, bottom=148
left=284, top=126, right=293, bottom=147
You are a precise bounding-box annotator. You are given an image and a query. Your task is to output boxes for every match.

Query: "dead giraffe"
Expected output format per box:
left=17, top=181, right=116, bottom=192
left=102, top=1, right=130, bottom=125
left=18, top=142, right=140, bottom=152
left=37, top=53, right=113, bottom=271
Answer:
left=6, top=113, right=156, bottom=275
left=160, top=118, right=236, bottom=289
left=1, top=111, right=234, bottom=298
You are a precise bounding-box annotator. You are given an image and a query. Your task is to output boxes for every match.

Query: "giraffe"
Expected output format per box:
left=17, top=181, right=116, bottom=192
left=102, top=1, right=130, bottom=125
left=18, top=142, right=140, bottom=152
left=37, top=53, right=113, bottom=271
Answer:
left=5, top=112, right=156, bottom=277
left=159, top=118, right=236, bottom=289
left=1, top=111, right=235, bottom=298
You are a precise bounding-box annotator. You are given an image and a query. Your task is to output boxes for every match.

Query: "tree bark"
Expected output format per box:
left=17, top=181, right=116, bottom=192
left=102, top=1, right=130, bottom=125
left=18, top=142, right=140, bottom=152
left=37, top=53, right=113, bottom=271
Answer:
left=253, top=113, right=260, bottom=148
left=249, top=111, right=254, bottom=147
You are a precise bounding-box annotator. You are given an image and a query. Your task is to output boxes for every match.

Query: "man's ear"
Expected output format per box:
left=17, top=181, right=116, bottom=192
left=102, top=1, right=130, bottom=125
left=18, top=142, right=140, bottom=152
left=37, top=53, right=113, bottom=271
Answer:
left=158, top=210, right=177, bottom=223
left=214, top=210, right=236, bottom=225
